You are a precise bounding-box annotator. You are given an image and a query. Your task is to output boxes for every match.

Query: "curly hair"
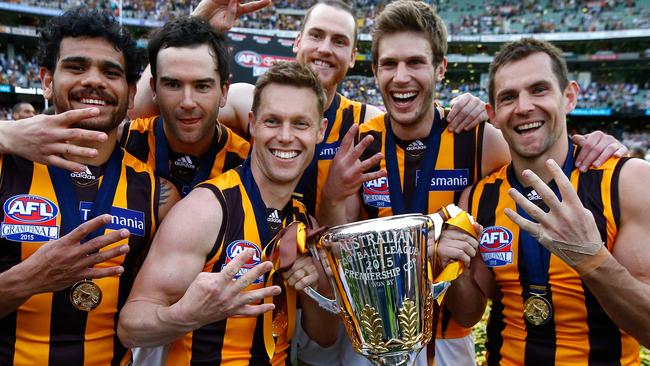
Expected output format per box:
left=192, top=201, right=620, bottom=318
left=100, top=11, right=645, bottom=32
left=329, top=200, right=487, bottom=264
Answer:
left=37, top=7, right=141, bottom=84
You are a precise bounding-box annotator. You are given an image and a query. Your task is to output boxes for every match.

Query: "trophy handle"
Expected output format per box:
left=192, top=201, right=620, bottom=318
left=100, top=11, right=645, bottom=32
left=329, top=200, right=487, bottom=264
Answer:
left=303, top=286, right=340, bottom=314
left=302, top=235, right=341, bottom=315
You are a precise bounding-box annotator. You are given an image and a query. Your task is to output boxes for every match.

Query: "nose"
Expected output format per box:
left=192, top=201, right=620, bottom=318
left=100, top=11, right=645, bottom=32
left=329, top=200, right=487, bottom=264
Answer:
left=180, top=85, right=196, bottom=110
left=276, top=122, right=294, bottom=143
left=515, top=92, right=534, bottom=114
left=316, top=37, right=333, bottom=55
left=80, top=67, right=107, bottom=89
left=393, top=62, right=410, bottom=84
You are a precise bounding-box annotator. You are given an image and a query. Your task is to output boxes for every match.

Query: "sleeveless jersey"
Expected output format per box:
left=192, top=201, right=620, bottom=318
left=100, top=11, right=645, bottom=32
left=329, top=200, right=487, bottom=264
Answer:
left=165, top=166, right=311, bottom=366
left=121, top=116, right=249, bottom=196
left=296, top=93, right=366, bottom=216
left=358, top=111, right=485, bottom=340
left=0, top=149, right=159, bottom=366
left=467, top=155, right=639, bottom=365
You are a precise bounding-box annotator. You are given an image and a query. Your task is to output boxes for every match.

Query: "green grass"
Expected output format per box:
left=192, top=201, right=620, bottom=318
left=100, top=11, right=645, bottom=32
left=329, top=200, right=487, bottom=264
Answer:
left=472, top=304, right=650, bottom=365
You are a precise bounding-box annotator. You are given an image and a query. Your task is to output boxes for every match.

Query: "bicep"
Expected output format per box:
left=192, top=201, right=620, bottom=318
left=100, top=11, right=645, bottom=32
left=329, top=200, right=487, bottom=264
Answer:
left=481, top=123, right=510, bottom=177
left=220, top=83, right=254, bottom=137
left=129, top=188, right=224, bottom=305
left=128, top=66, right=159, bottom=120
left=611, top=159, right=650, bottom=284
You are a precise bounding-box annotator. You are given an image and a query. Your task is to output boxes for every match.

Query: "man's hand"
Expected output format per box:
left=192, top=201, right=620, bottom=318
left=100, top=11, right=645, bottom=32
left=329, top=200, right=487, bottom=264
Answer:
left=22, top=214, right=130, bottom=294
left=505, top=160, right=603, bottom=268
left=446, top=93, right=488, bottom=133
left=322, top=124, right=386, bottom=203
left=432, top=222, right=482, bottom=268
left=282, top=255, right=319, bottom=291
left=572, top=131, right=628, bottom=172
left=192, top=0, right=271, bottom=32
left=170, top=249, right=280, bottom=327
left=0, top=108, right=107, bottom=172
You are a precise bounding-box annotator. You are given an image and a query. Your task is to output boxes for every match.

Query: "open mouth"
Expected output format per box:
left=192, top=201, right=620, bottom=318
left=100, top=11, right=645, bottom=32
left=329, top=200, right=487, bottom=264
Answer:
left=312, top=59, right=334, bottom=70
left=391, top=91, right=418, bottom=106
left=515, top=121, right=544, bottom=134
left=79, top=98, right=107, bottom=106
left=271, top=149, right=299, bottom=160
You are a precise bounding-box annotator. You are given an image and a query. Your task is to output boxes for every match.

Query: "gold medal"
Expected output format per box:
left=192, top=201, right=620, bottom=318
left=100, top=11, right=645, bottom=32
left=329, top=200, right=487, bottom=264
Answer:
left=271, top=308, right=288, bottom=337
left=523, top=295, right=552, bottom=325
left=70, top=279, right=102, bottom=311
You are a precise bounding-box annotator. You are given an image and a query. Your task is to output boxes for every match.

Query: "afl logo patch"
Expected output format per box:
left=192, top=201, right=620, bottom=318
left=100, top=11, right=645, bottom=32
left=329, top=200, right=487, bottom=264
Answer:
left=362, top=177, right=391, bottom=208
left=1, top=195, right=60, bottom=242
left=479, top=226, right=513, bottom=267
left=222, top=240, right=264, bottom=284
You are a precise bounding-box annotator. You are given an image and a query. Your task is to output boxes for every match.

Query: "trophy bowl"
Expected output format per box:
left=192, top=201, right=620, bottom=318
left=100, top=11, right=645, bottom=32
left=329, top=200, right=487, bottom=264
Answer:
left=303, top=206, right=473, bottom=366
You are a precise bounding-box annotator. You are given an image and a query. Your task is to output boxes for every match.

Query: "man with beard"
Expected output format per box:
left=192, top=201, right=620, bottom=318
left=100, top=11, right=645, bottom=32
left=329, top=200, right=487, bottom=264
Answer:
left=0, top=8, right=199, bottom=365
left=120, top=16, right=250, bottom=197
left=317, top=1, right=628, bottom=365
left=443, top=37, right=650, bottom=365
left=118, top=61, right=338, bottom=365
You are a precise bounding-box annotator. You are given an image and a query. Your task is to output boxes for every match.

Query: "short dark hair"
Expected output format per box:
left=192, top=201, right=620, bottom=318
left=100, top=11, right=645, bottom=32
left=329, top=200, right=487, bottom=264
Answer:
left=301, top=0, right=358, bottom=49
left=148, top=16, right=230, bottom=87
left=37, top=7, right=140, bottom=84
left=488, top=38, right=569, bottom=106
left=252, top=61, right=326, bottom=116
left=372, top=0, right=447, bottom=68
left=12, top=102, right=31, bottom=114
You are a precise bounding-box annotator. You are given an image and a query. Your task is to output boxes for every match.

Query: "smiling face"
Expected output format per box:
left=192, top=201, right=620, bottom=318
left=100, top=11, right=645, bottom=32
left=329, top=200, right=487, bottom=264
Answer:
left=293, top=3, right=356, bottom=92
left=374, top=31, right=446, bottom=138
left=487, top=52, right=578, bottom=160
left=248, top=83, right=326, bottom=188
left=152, top=44, right=227, bottom=155
left=41, top=37, right=134, bottom=132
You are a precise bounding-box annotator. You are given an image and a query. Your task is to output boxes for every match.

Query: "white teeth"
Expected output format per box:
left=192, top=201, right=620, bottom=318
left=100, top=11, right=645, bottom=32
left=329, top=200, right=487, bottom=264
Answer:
left=392, top=92, right=417, bottom=99
left=272, top=150, right=298, bottom=159
left=516, top=121, right=543, bottom=132
left=313, top=60, right=332, bottom=68
left=80, top=98, right=106, bottom=106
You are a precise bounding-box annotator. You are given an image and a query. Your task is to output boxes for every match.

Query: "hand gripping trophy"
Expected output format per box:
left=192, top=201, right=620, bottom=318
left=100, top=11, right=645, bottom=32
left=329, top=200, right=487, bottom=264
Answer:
left=269, top=204, right=477, bottom=366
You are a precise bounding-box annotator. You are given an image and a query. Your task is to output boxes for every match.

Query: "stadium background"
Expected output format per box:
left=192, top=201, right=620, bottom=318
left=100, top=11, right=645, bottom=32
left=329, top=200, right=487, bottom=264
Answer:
left=0, top=0, right=648, bottom=363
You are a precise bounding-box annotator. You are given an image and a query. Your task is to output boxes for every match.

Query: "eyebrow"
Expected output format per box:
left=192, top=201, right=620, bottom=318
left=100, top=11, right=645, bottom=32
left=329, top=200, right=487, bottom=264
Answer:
left=60, top=56, right=125, bottom=73
left=308, top=26, right=351, bottom=41
left=496, top=79, right=552, bottom=100
left=159, top=76, right=216, bottom=84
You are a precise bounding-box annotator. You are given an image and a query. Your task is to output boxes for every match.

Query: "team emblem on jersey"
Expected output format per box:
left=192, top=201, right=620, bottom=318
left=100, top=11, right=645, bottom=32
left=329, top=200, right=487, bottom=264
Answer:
left=222, top=240, right=264, bottom=284
left=362, top=177, right=391, bottom=208
left=479, top=226, right=513, bottom=267
left=1, top=194, right=60, bottom=242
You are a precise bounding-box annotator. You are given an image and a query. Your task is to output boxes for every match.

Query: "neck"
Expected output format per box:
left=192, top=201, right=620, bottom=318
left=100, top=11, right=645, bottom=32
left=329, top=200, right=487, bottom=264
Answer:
left=165, top=123, right=215, bottom=156
left=249, top=157, right=295, bottom=210
left=390, top=102, right=436, bottom=141
left=323, top=86, right=338, bottom=112
left=64, top=129, right=118, bottom=166
left=511, top=136, right=569, bottom=186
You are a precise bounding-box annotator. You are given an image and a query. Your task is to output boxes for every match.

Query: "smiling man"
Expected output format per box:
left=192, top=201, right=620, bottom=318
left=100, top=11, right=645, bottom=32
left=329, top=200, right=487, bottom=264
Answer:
left=118, top=61, right=338, bottom=365
left=0, top=8, right=180, bottom=365
left=120, top=16, right=249, bottom=197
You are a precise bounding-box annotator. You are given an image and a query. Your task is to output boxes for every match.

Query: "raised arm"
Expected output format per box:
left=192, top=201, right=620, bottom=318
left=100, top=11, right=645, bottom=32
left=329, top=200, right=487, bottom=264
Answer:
left=0, top=215, right=129, bottom=317
left=118, top=187, right=279, bottom=347
left=505, top=159, right=650, bottom=347
left=0, top=108, right=108, bottom=172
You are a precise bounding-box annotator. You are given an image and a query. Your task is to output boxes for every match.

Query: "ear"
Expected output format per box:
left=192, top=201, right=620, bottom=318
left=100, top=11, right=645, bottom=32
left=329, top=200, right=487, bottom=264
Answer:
left=247, top=111, right=256, bottom=138
left=293, top=32, right=303, bottom=54
left=563, top=80, right=580, bottom=115
left=317, top=117, right=328, bottom=143
left=40, top=67, right=53, bottom=100
left=127, top=83, right=136, bottom=110
left=435, top=57, right=448, bottom=83
left=486, top=103, right=500, bottom=129
left=219, top=81, right=229, bottom=108
left=149, top=76, right=157, bottom=104
left=348, top=46, right=357, bottom=69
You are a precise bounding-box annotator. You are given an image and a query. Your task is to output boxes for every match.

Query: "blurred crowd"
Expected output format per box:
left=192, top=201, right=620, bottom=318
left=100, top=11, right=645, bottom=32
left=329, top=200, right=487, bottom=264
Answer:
left=3, top=0, right=649, bottom=34
left=0, top=53, right=41, bottom=88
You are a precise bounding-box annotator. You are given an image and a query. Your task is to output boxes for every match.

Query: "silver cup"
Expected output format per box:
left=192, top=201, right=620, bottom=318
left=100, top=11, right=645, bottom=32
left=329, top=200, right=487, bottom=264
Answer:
left=305, top=208, right=465, bottom=366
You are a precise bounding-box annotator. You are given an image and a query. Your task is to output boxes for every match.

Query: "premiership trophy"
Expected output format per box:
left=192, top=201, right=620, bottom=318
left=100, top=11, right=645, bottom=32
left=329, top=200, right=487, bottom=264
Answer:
left=303, top=205, right=476, bottom=366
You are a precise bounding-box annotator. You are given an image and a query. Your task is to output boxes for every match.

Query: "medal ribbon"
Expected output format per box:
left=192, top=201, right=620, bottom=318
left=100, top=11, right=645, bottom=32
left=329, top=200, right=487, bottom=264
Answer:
left=508, top=139, right=575, bottom=300
left=296, top=93, right=339, bottom=196
left=240, top=159, right=297, bottom=361
left=155, top=117, right=222, bottom=196
left=384, top=109, right=444, bottom=215
left=49, top=146, right=123, bottom=241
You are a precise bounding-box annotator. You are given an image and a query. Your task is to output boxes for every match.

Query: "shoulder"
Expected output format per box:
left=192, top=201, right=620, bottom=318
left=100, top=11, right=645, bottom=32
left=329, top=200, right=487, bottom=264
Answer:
left=221, top=123, right=251, bottom=154
left=359, top=113, right=386, bottom=134
left=127, top=115, right=158, bottom=132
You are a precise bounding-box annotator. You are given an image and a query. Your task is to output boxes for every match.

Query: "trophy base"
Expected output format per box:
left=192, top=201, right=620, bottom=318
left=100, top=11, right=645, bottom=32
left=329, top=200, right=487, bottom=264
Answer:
left=367, top=350, right=421, bottom=366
